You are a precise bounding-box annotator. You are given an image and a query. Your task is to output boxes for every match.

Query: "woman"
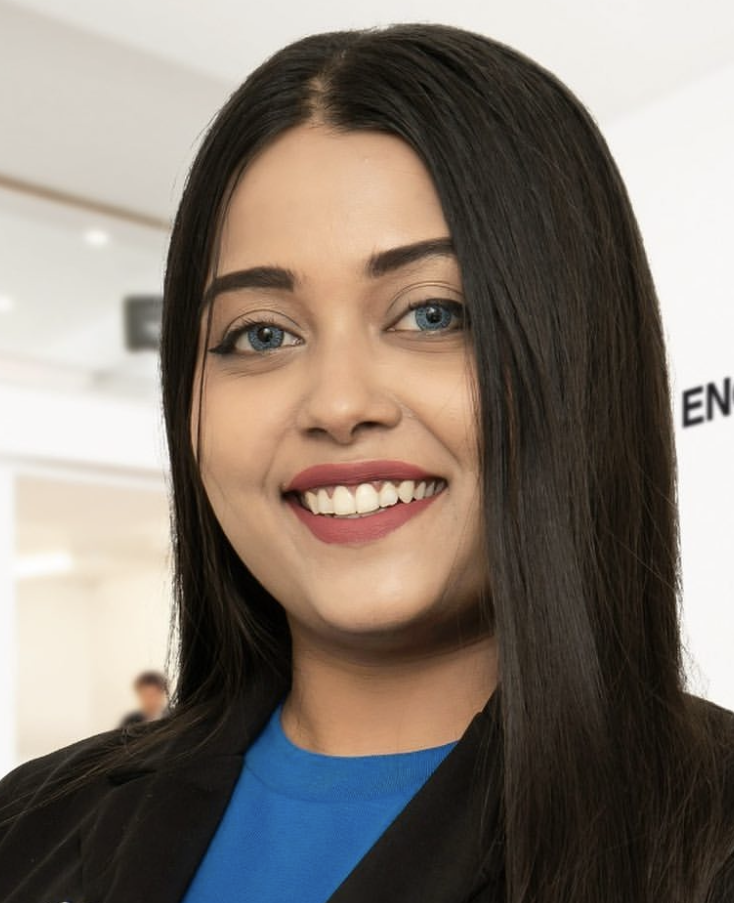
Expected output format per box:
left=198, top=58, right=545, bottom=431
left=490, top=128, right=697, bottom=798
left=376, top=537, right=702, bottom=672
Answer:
left=1, top=22, right=732, bottom=903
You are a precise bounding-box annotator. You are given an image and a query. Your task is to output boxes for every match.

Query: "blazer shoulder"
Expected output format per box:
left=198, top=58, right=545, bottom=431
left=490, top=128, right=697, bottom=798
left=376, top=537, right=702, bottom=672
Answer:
left=0, top=728, right=139, bottom=903
left=688, top=693, right=734, bottom=719
left=686, top=693, right=734, bottom=798
left=685, top=693, right=734, bottom=742
left=687, top=695, right=734, bottom=903
left=0, top=725, right=126, bottom=824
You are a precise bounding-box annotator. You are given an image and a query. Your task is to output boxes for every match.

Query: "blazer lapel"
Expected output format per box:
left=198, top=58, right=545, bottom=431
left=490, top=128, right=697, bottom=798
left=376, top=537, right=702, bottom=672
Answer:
left=80, top=675, right=287, bottom=903
left=326, top=687, right=505, bottom=903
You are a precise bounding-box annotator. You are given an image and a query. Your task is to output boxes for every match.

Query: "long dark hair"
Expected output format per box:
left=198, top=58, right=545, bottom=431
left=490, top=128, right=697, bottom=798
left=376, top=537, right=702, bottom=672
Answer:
left=10, top=22, right=734, bottom=902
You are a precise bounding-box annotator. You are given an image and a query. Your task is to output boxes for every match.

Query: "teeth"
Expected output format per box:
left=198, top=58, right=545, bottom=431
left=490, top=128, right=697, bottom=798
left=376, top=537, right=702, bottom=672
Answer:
left=333, top=485, right=357, bottom=515
left=378, top=483, right=399, bottom=508
left=304, top=490, right=319, bottom=514
left=397, top=480, right=414, bottom=503
left=317, top=487, right=334, bottom=514
left=355, top=483, right=380, bottom=514
left=297, top=478, right=445, bottom=516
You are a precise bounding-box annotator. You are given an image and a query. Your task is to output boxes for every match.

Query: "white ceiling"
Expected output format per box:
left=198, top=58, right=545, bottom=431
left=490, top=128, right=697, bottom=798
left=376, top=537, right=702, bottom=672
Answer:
left=0, top=0, right=733, bottom=399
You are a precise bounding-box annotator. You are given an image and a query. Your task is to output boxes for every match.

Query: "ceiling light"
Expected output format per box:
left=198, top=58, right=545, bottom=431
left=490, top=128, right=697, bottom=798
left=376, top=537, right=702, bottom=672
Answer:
left=0, top=294, right=15, bottom=313
left=83, top=228, right=110, bottom=247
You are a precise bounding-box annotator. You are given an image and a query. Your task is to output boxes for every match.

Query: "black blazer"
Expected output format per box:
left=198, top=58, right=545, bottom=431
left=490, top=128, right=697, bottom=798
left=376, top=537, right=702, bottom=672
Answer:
left=0, top=682, right=732, bottom=903
left=0, top=678, right=505, bottom=903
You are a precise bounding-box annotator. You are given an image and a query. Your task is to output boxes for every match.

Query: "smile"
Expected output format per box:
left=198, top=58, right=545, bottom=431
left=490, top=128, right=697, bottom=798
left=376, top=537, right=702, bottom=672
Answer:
left=295, top=478, right=446, bottom=517
left=284, top=479, right=447, bottom=544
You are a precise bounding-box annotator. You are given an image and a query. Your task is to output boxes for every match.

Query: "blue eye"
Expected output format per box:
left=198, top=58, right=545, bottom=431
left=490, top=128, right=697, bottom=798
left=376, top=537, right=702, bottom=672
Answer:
left=397, top=300, right=467, bottom=332
left=209, top=319, right=300, bottom=356
left=208, top=298, right=467, bottom=357
left=242, top=323, right=286, bottom=352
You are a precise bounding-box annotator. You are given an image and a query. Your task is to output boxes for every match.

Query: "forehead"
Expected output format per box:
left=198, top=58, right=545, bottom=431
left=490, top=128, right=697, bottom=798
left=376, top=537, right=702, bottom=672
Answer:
left=216, top=124, right=450, bottom=277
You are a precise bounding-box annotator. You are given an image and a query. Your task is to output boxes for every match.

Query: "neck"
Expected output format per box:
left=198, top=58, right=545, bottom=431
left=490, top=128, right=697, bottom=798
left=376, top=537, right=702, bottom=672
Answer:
left=280, top=625, right=498, bottom=756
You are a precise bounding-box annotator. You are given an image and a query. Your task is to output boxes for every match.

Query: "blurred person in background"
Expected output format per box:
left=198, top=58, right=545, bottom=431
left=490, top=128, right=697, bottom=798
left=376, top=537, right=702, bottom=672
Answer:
left=1, top=21, right=733, bottom=903
left=119, top=670, right=171, bottom=728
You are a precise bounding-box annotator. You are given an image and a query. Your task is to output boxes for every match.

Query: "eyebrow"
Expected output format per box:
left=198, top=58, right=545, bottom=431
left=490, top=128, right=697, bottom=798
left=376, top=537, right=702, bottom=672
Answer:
left=201, top=236, right=456, bottom=307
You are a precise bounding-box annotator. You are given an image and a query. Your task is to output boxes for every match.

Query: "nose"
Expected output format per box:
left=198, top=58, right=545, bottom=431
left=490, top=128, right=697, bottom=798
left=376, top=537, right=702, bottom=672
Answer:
left=294, top=330, right=402, bottom=445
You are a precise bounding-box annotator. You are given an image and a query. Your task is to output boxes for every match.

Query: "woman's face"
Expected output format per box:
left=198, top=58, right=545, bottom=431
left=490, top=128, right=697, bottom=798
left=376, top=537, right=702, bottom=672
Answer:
left=193, top=124, right=488, bottom=656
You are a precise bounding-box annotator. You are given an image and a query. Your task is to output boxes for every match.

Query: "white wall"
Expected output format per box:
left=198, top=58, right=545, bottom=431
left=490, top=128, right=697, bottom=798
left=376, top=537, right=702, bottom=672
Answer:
left=605, top=62, right=734, bottom=709
left=0, top=381, right=166, bottom=472
left=0, top=466, right=17, bottom=776
left=16, top=579, right=94, bottom=761
left=16, top=563, right=171, bottom=763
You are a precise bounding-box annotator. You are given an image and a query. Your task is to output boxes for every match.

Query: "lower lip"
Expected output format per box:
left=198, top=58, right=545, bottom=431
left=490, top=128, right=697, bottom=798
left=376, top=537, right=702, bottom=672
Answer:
left=284, top=489, right=444, bottom=545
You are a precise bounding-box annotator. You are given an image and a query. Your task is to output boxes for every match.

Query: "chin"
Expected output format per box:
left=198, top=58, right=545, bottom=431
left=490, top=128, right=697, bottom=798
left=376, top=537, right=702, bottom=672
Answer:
left=296, top=589, right=447, bottom=646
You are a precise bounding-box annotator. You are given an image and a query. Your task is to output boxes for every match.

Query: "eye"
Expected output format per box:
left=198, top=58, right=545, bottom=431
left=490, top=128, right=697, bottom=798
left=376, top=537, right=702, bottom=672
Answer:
left=208, top=317, right=301, bottom=356
left=207, top=291, right=467, bottom=358
left=392, top=299, right=467, bottom=333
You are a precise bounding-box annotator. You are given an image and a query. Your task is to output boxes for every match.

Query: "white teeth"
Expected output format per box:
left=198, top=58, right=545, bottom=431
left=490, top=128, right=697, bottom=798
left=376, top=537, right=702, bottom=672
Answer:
left=297, top=478, right=445, bottom=516
left=304, top=490, right=319, bottom=514
left=397, top=480, right=414, bottom=504
left=332, top=485, right=357, bottom=515
left=355, top=483, right=380, bottom=514
left=317, top=487, right=334, bottom=514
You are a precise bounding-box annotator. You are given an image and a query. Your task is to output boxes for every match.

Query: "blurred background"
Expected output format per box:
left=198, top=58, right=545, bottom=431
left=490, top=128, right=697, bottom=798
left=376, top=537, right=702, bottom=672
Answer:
left=0, top=0, right=732, bottom=776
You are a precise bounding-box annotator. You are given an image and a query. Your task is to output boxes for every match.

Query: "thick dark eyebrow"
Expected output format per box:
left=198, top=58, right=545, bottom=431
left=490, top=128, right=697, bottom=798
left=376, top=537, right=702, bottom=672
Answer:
left=202, top=236, right=456, bottom=307
left=366, top=236, right=456, bottom=278
left=202, top=266, right=296, bottom=307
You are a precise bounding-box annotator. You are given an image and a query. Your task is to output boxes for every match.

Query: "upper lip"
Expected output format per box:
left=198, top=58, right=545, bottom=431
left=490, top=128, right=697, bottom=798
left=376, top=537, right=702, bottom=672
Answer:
left=283, top=460, right=442, bottom=494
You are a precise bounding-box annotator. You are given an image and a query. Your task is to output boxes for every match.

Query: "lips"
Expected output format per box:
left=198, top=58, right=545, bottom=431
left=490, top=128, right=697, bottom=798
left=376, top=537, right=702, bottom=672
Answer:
left=283, top=460, right=440, bottom=495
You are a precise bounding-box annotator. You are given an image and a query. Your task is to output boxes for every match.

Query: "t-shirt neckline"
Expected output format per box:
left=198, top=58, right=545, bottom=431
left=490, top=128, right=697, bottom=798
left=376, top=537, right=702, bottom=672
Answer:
left=243, top=699, right=460, bottom=802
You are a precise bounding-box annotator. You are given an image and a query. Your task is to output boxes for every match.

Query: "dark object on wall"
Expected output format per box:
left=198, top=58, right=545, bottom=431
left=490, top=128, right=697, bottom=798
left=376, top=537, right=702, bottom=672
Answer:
left=124, top=295, right=163, bottom=350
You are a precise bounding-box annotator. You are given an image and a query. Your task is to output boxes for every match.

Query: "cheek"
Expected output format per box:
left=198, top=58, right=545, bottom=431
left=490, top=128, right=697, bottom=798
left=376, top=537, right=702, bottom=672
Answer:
left=404, top=358, right=479, bottom=463
left=196, top=375, right=292, bottom=496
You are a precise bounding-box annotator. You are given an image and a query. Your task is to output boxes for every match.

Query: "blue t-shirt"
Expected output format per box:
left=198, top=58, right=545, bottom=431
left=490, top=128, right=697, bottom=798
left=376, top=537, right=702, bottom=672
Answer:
left=180, top=698, right=458, bottom=902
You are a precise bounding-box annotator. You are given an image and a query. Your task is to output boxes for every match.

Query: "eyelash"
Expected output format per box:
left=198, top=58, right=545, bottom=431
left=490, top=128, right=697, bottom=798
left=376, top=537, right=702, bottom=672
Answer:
left=207, top=299, right=468, bottom=357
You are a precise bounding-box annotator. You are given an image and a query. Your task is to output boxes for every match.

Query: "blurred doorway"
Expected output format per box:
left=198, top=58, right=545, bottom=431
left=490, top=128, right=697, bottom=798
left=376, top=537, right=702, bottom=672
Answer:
left=12, top=469, right=171, bottom=766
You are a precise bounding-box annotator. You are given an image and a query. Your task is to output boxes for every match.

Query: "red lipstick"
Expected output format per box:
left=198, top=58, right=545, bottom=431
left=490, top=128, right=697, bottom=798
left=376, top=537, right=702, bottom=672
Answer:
left=283, top=460, right=438, bottom=494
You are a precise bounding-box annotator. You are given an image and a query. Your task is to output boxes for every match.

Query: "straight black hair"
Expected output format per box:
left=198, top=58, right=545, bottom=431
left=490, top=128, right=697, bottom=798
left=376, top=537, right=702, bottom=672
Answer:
left=6, top=22, right=734, bottom=902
